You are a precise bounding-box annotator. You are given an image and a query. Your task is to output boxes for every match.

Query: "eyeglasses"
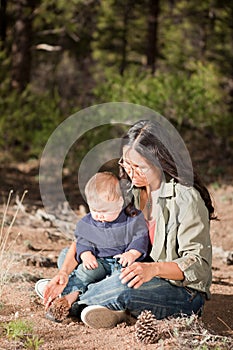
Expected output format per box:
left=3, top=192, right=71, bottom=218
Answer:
left=118, top=157, right=150, bottom=177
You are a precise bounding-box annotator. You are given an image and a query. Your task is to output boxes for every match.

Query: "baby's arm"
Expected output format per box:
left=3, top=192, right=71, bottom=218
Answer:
left=80, top=251, right=98, bottom=270
left=114, top=249, right=142, bottom=267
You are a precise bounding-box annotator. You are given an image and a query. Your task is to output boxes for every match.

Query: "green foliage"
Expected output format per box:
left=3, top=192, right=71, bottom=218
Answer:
left=25, top=335, right=44, bottom=350
left=4, top=319, right=33, bottom=340
left=3, top=319, right=43, bottom=349
left=0, top=85, right=63, bottom=160
left=34, top=0, right=99, bottom=54
left=93, top=61, right=232, bottom=139
left=92, top=0, right=148, bottom=73
left=65, top=123, right=128, bottom=173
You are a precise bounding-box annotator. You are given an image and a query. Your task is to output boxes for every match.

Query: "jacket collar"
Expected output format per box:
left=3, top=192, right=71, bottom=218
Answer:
left=132, top=178, right=176, bottom=207
left=157, top=178, right=175, bottom=199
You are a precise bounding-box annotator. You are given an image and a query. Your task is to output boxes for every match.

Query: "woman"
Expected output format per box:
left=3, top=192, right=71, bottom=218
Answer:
left=40, top=120, right=215, bottom=329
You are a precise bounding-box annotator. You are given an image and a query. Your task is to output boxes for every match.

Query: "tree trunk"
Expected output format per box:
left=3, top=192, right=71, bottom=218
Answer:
left=11, top=0, right=38, bottom=91
left=119, top=0, right=134, bottom=76
left=146, top=0, right=160, bottom=74
left=0, top=0, right=7, bottom=49
left=229, top=4, right=233, bottom=115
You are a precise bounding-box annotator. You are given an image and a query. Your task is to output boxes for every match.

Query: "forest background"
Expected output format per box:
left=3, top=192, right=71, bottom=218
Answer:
left=0, top=0, right=232, bottom=178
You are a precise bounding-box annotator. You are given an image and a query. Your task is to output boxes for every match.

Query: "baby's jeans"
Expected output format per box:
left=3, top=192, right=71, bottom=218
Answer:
left=57, top=247, right=121, bottom=295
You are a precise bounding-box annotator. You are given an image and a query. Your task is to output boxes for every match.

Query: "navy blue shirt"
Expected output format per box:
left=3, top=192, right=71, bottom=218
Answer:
left=74, top=209, right=149, bottom=263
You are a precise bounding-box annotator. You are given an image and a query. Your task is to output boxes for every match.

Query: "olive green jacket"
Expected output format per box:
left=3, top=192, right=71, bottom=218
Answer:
left=133, top=179, right=212, bottom=299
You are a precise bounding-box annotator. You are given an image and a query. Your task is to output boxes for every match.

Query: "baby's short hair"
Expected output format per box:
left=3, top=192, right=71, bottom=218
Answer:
left=85, top=172, right=122, bottom=204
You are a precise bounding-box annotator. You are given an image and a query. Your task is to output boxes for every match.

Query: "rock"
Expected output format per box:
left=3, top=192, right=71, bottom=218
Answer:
left=226, top=252, right=233, bottom=265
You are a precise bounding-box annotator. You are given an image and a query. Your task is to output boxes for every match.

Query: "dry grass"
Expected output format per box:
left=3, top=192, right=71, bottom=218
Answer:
left=0, top=190, right=27, bottom=298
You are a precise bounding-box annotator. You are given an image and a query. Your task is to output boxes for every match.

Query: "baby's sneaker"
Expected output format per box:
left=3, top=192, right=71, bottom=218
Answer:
left=35, top=278, right=51, bottom=299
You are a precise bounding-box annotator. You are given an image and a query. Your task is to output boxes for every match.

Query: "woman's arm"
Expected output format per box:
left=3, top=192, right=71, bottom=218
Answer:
left=59, top=241, right=78, bottom=275
left=120, top=261, right=184, bottom=289
left=43, top=241, right=78, bottom=309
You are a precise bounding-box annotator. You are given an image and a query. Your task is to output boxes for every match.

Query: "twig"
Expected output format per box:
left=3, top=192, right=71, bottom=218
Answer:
left=181, top=331, right=231, bottom=340
left=0, top=190, right=28, bottom=296
left=35, top=43, right=62, bottom=52
left=0, top=189, right=13, bottom=244
left=217, top=317, right=233, bottom=332
left=3, top=191, right=28, bottom=249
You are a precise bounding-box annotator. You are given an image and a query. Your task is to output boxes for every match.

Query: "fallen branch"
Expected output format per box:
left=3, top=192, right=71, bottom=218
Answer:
left=35, top=43, right=62, bottom=52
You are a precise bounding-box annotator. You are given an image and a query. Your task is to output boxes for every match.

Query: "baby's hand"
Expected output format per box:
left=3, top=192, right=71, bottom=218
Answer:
left=114, top=250, right=141, bottom=267
left=81, top=251, right=98, bottom=270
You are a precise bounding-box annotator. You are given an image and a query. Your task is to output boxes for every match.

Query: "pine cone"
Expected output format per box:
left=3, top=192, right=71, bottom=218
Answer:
left=47, top=297, right=70, bottom=321
left=135, top=310, right=159, bottom=344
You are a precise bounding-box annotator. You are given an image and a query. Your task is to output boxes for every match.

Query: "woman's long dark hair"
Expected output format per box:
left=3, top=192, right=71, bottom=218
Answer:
left=120, top=120, right=216, bottom=220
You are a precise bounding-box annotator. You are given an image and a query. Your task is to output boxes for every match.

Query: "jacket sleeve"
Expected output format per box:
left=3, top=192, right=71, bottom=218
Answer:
left=172, top=187, right=212, bottom=290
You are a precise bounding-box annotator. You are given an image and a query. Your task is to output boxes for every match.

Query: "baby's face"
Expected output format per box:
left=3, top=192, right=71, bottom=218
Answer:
left=88, top=197, right=123, bottom=222
left=90, top=208, right=121, bottom=222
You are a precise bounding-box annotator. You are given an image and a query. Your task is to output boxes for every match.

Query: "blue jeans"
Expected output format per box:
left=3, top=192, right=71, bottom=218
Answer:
left=58, top=248, right=122, bottom=295
left=58, top=248, right=205, bottom=319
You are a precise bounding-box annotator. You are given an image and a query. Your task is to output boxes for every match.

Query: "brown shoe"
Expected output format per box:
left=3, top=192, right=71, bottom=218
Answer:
left=81, top=305, right=127, bottom=329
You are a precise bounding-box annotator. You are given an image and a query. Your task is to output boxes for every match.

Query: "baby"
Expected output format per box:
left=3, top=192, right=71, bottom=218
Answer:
left=43, top=171, right=149, bottom=321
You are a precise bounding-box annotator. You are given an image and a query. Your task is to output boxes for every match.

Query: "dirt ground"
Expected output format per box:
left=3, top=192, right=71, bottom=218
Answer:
left=0, top=162, right=232, bottom=349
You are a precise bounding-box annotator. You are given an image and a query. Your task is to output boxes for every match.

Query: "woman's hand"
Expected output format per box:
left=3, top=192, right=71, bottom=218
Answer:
left=119, top=261, right=184, bottom=288
left=43, top=271, right=69, bottom=310
left=119, top=262, right=158, bottom=289
left=81, top=251, right=98, bottom=270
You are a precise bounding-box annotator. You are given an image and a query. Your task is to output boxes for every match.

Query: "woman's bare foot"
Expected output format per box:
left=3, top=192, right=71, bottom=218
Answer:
left=46, top=291, right=79, bottom=322
left=46, top=297, right=70, bottom=321
left=64, top=291, right=79, bottom=307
